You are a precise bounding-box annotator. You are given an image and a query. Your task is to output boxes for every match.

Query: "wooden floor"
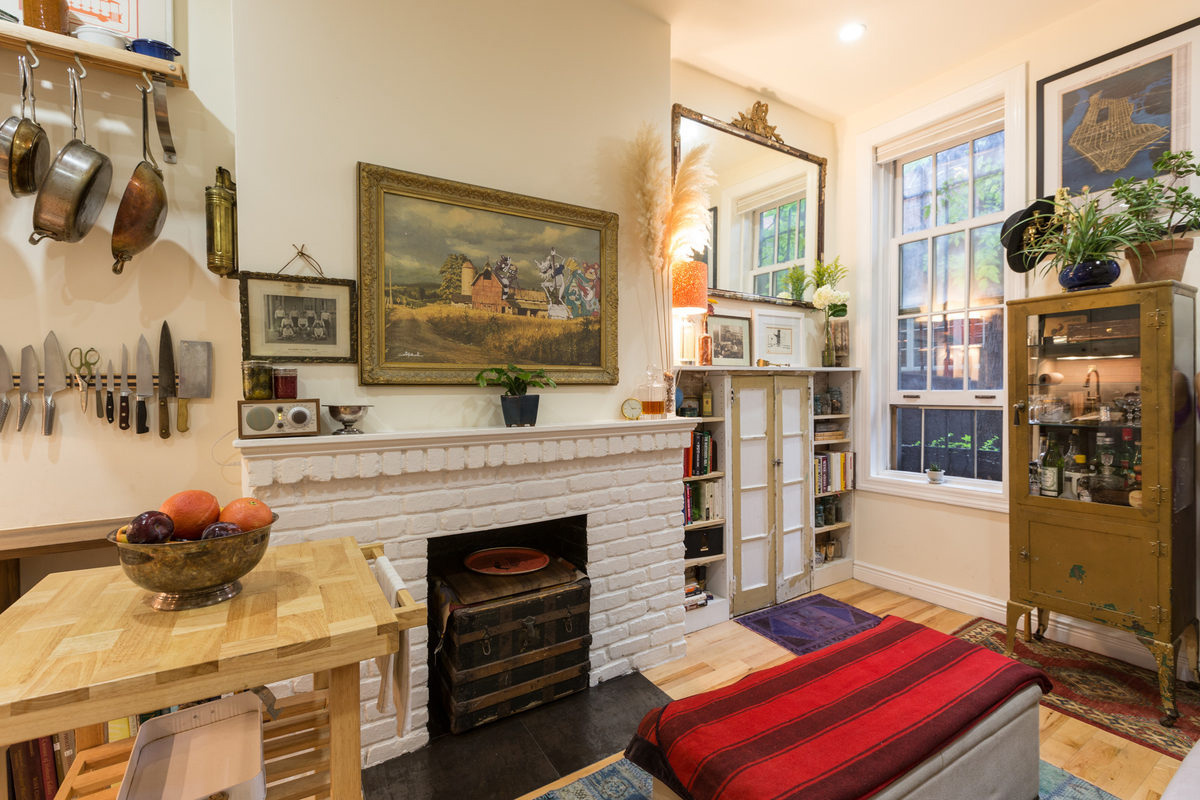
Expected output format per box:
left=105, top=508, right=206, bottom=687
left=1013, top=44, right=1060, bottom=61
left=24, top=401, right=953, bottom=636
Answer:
left=522, top=579, right=1186, bottom=799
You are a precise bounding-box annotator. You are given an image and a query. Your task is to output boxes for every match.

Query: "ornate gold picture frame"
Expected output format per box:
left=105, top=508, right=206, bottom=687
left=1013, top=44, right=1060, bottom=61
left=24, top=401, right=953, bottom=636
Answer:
left=357, top=162, right=619, bottom=385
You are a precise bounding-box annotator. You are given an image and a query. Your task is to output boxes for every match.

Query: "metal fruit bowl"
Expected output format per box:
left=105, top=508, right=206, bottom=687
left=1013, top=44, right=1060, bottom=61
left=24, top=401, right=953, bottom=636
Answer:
left=107, top=514, right=277, bottom=611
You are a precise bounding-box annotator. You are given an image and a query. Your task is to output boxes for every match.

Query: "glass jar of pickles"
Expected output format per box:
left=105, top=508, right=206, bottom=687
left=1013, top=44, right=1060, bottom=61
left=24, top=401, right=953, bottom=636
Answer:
left=242, top=360, right=273, bottom=400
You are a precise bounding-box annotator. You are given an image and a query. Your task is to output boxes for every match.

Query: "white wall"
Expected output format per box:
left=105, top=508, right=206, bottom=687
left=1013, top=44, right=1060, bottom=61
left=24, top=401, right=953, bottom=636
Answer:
left=0, top=0, right=237, bottom=537
left=230, top=0, right=670, bottom=432
left=836, top=0, right=1200, bottom=607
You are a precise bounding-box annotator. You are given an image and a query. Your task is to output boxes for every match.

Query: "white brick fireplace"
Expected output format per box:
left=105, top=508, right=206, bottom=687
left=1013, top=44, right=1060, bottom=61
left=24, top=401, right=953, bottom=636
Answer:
left=235, top=417, right=696, bottom=766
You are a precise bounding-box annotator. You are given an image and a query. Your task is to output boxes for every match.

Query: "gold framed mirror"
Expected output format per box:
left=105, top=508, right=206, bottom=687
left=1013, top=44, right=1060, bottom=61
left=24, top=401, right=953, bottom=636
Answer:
left=672, top=103, right=827, bottom=304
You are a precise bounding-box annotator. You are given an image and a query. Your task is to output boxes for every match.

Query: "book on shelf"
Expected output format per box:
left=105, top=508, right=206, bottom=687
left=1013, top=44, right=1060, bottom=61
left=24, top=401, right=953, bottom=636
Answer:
left=35, top=736, right=58, bottom=800
left=7, top=739, right=43, bottom=800
left=814, top=451, right=856, bottom=494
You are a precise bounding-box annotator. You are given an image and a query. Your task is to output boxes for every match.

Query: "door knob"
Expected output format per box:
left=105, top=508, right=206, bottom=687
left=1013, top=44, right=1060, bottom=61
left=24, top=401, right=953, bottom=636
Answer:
left=772, top=458, right=782, bottom=466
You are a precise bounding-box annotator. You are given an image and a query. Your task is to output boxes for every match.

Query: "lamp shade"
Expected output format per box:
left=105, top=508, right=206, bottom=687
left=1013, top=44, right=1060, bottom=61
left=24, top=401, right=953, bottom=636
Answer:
left=671, top=260, right=708, bottom=315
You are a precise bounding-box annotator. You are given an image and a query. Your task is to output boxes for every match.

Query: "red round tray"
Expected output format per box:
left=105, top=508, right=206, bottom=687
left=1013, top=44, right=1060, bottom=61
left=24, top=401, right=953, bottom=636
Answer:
left=464, top=546, right=550, bottom=575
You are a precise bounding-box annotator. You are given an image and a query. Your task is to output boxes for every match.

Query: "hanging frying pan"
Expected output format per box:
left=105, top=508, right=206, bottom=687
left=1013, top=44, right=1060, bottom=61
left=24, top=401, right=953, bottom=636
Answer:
left=111, top=76, right=166, bottom=273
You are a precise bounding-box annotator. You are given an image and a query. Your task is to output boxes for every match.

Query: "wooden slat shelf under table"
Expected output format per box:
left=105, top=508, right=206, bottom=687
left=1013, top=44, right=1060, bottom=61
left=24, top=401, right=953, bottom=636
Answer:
left=0, top=537, right=407, bottom=799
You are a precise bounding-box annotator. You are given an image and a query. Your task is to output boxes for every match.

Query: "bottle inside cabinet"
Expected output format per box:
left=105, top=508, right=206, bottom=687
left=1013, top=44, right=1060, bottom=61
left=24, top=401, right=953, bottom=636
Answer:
left=1027, top=303, right=1145, bottom=508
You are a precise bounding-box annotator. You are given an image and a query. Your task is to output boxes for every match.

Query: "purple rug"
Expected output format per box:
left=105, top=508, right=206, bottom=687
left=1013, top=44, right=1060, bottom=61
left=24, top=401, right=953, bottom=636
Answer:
left=736, top=594, right=882, bottom=656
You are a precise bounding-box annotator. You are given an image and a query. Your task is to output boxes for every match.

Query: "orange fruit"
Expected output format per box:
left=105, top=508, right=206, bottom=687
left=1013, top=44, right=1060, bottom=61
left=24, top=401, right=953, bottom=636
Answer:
left=160, top=490, right=221, bottom=540
left=219, top=497, right=273, bottom=532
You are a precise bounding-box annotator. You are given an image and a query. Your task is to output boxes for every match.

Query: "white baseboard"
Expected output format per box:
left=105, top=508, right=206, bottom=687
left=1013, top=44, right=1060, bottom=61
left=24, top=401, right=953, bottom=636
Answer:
left=852, top=560, right=1196, bottom=680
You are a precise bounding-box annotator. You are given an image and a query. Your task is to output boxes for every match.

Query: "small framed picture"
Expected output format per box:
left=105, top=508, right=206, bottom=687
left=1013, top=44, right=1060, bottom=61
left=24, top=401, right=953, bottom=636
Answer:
left=239, top=272, right=358, bottom=363
left=752, top=310, right=802, bottom=366
left=708, top=314, right=752, bottom=367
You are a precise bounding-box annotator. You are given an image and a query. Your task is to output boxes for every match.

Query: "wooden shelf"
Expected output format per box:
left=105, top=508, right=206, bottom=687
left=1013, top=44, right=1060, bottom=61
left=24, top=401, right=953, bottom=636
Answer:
left=813, top=414, right=850, bottom=420
left=677, top=415, right=725, bottom=423
left=684, top=553, right=726, bottom=567
left=684, top=518, right=725, bottom=531
left=813, top=521, right=851, bottom=535
left=815, top=489, right=852, bottom=498
left=0, top=21, right=188, bottom=86
left=683, top=470, right=724, bottom=483
left=813, top=438, right=851, bottom=445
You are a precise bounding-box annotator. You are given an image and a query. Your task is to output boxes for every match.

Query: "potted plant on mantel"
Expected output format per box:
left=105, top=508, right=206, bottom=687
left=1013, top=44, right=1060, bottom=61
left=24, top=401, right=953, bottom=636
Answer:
left=1111, top=150, right=1200, bottom=282
left=475, top=364, right=556, bottom=427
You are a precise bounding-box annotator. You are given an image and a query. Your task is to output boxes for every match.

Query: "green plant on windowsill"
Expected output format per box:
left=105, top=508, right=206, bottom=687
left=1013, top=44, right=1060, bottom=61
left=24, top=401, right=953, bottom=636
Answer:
left=474, top=364, right=556, bottom=396
left=926, top=463, right=945, bottom=484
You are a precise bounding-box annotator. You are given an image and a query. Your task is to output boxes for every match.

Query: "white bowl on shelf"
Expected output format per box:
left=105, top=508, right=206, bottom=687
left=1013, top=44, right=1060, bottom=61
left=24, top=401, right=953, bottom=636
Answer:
left=72, top=25, right=129, bottom=50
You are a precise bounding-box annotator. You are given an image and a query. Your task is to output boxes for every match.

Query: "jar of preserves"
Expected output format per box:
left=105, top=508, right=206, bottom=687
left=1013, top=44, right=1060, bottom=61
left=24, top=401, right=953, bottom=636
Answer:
left=241, top=360, right=273, bottom=400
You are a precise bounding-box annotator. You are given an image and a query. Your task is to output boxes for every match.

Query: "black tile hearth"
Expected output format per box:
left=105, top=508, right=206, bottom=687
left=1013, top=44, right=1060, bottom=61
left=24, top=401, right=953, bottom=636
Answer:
left=362, top=671, right=672, bottom=800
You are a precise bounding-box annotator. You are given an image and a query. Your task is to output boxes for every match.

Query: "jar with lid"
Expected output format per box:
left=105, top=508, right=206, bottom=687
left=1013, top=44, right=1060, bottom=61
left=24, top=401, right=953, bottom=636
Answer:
left=638, top=365, right=666, bottom=419
left=273, top=368, right=298, bottom=400
left=242, top=360, right=274, bottom=400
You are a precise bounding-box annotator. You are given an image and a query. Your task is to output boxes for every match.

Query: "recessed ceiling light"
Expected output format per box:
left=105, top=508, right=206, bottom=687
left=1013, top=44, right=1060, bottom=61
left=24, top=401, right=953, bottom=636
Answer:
left=839, top=22, right=866, bottom=43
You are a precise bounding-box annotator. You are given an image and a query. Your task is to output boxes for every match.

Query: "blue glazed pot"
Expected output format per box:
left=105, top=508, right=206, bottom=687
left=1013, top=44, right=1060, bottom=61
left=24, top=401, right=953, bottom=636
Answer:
left=1057, top=259, right=1120, bottom=292
left=129, top=39, right=181, bottom=61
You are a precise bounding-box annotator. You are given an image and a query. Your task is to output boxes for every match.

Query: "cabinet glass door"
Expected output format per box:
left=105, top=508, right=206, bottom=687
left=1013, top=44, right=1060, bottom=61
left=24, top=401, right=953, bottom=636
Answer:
left=1025, top=303, right=1148, bottom=509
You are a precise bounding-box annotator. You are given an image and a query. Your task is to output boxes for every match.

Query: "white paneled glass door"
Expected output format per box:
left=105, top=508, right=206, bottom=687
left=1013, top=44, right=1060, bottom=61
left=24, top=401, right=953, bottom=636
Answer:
left=775, top=376, right=810, bottom=601
left=732, top=377, right=773, bottom=614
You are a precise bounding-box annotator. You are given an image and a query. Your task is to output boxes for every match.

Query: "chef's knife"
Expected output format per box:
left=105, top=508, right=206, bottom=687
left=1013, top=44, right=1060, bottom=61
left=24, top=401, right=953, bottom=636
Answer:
left=118, top=345, right=130, bottom=430
left=95, top=359, right=104, bottom=418
left=42, top=331, right=67, bottom=436
left=0, top=346, right=12, bottom=432
left=17, top=345, right=36, bottom=431
left=135, top=335, right=153, bottom=434
left=176, top=340, right=212, bottom=433
left=158, top=322, right=175, bottom=439
left=105, top=360, right=114, bottom=423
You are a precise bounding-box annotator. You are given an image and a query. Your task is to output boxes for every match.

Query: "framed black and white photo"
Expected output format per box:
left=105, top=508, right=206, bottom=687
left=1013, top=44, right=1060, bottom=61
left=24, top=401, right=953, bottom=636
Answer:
left=708, top=314, right=751, bottom=367
left=239, top=272, right=358, bottom=363
left=751, top=310, right=802, bottom=367
left=1037, top=17, right=1200, bottom=195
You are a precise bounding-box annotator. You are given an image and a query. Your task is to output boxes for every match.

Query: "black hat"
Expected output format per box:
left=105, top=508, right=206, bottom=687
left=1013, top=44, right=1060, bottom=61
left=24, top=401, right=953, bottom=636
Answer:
left=1000, top=196, right=1057, bottom=274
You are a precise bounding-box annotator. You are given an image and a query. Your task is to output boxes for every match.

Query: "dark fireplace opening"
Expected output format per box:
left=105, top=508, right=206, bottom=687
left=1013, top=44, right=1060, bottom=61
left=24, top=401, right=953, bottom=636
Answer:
left=425, top=515, right=591, bottom=736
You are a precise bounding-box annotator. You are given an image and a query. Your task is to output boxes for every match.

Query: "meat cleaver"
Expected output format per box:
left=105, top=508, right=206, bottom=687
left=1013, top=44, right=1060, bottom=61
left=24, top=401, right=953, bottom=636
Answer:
left=176, top=340, right=212, bottom=433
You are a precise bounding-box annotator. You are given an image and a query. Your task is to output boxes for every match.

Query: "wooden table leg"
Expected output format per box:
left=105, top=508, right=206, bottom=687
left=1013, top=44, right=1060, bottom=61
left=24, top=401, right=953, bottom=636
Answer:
left=1, top=558, right=19, bottom=612
left=329, top=663, right=362, bottom=799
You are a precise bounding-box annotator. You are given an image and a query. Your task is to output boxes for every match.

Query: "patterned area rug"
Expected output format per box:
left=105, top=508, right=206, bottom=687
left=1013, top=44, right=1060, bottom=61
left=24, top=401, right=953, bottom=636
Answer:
left=954, top=617, right=1200, bottom=758
left=532, top=759, right=1119, bottom=799
left=734, top=593, right=881, bottom=656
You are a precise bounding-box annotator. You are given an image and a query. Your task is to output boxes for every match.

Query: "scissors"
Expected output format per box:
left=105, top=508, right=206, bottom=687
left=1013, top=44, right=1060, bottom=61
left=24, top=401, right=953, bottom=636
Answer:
left=69, top=346, right=99, bottom=412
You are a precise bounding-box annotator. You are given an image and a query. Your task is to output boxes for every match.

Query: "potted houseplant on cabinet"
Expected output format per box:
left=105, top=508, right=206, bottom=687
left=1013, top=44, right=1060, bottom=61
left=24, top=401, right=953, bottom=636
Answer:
left=1019, top=187, right=1146, bottom=292
left=475, top=364, right=556, bottom=427
left=1111, top=150, right=1200, bottom=282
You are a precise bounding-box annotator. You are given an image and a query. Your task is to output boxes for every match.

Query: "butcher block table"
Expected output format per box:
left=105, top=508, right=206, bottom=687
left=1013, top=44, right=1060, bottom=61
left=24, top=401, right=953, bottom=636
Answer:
left=0, top=536, right=400, bottom=799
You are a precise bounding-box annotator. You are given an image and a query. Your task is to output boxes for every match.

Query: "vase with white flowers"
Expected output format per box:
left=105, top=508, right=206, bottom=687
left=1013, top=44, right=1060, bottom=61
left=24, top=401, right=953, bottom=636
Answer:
left=808, top=257, right=849, bottom=367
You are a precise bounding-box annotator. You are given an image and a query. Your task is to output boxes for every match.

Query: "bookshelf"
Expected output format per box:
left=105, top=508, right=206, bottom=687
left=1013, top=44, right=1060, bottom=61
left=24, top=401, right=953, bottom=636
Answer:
left=812, top=369, right=857, bottom=589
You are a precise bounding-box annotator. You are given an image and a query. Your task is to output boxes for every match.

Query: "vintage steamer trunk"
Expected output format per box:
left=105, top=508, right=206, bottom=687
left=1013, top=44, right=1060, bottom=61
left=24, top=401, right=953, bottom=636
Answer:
left=431, top=557, right=590, bottom=733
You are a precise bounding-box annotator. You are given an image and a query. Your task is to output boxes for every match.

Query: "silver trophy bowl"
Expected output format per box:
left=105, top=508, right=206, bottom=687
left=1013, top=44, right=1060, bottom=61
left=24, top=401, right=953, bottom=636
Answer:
left=326, top=404, right=372, bottom=435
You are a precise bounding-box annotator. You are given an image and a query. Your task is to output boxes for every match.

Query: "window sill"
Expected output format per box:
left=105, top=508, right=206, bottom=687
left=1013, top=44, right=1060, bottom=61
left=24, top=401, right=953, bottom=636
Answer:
left=857, top=471, right=1008, bottom=513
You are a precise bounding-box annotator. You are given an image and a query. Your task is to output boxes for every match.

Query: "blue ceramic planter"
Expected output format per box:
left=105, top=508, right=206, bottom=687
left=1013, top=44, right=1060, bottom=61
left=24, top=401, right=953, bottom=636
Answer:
left=1058, top=259, right=1120, bottom=292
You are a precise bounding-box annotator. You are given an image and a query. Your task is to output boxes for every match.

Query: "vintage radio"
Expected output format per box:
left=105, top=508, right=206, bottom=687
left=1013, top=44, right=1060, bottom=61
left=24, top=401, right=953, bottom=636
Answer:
left=237, top=399, right=321, bottom=439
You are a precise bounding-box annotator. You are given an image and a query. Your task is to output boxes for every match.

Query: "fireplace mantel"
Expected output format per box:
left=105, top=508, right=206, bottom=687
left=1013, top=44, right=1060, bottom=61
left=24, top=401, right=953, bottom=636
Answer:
left=235, top=417, right=698, bottom=477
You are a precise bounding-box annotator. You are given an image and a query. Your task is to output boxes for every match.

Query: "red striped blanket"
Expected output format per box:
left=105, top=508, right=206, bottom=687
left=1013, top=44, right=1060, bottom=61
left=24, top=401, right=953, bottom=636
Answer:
left=626, top=616, right=1051, bottom=800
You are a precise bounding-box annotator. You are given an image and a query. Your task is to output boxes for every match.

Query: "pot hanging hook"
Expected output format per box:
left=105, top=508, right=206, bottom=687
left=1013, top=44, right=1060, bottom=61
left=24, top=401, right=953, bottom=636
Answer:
left=24, top=43, right=38, bottom=70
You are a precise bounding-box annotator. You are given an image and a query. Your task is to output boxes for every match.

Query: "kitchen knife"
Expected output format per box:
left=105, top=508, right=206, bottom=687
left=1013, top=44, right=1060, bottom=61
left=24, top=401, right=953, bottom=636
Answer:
left=95, top=359, right=104, bottom=418
left=0, top=346, right=12, bottom=432
left=176, top=340, right=212, bottom=433
left=135, top=335, right=153, bottom=434
left=42, top=331, right=67, bottom=436
left=105, top=360, right=114, bottom=423
left=118, top=345, right=130, bottom=430
left=17, top=345, right=36, bottom=431
left=158, top=322, right=175, bottom=439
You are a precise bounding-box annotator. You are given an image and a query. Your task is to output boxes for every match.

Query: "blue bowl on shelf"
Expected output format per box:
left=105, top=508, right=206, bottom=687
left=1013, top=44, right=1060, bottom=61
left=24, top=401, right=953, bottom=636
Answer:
left=129, top=38, right=180, bottom=61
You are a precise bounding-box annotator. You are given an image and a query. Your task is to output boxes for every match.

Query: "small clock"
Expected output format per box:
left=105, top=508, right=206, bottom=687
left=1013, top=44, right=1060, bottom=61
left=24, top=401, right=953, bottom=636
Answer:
left=621, top=397, right=643, bottom=420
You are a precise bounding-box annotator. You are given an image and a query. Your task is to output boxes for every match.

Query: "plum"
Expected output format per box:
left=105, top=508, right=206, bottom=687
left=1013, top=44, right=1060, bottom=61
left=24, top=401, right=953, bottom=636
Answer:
left=201, top=521, right=242, bottom=540
left=128, top=511, right=174, bottom=544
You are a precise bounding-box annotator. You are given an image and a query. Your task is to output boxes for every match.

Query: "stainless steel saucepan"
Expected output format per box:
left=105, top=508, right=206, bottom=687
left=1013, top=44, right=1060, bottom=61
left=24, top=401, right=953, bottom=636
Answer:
left=111, top=79, right=166, bottom=273
left=30, top=64, right=112, bottom=245
left=0, top=55, right=51, bottom=196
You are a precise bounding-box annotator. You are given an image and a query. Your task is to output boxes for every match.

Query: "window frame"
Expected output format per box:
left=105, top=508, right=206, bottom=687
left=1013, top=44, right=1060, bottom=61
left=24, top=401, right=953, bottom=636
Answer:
left=749, top=193, right=807, bottom=296
left=855, top=66, right=1027, bottom=512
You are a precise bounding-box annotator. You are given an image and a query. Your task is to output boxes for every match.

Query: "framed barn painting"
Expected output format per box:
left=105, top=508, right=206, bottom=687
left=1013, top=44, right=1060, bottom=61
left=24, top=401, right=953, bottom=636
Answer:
left=1037, top=17, right=1200, bottom=195
left=357, top=163, right=619, bottom=385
